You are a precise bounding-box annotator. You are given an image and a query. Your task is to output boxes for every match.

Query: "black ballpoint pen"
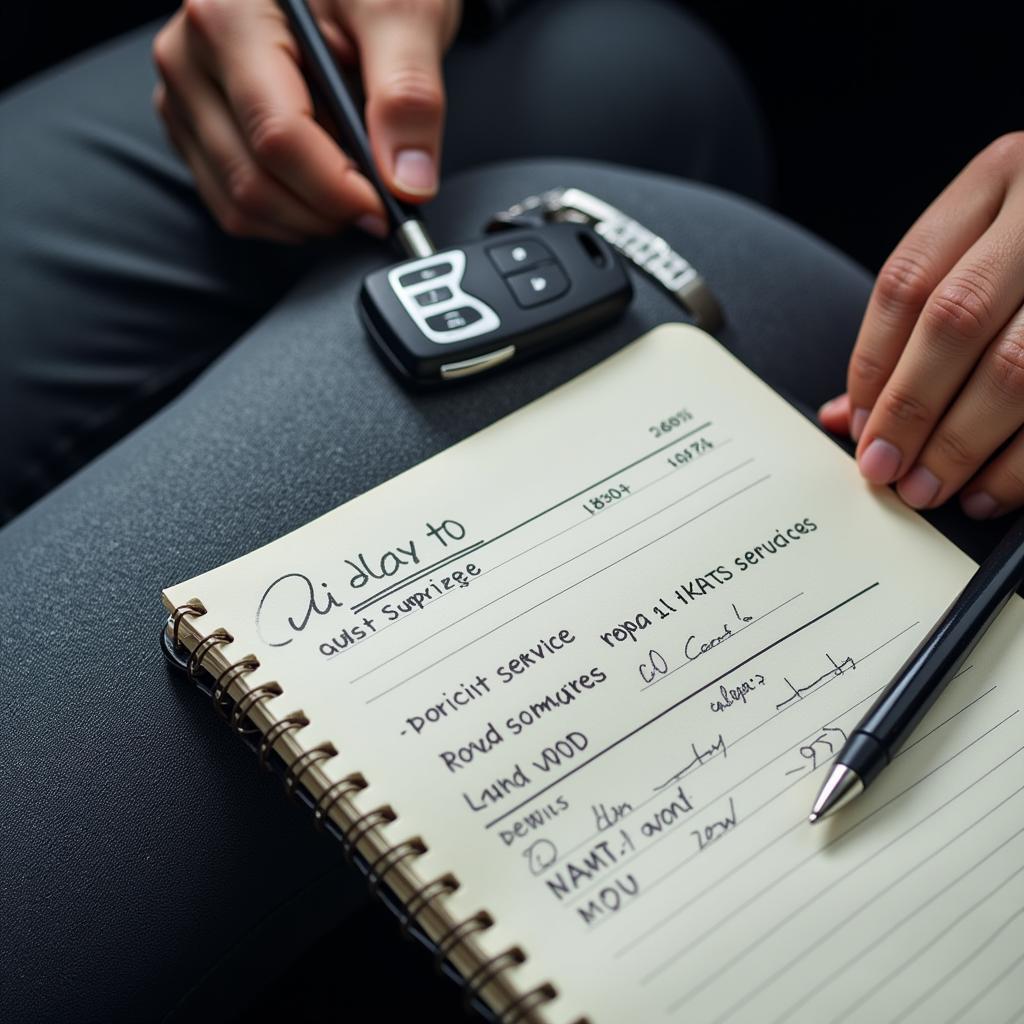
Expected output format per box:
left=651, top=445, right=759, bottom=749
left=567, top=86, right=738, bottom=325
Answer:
left=276, top=0, right=435, bottom=259
left=809, top=512, right=1024, bottom=823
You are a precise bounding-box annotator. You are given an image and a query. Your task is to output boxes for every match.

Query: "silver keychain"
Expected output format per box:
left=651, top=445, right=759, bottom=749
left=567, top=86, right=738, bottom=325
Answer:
left=487, top=187, right=723, bottom=334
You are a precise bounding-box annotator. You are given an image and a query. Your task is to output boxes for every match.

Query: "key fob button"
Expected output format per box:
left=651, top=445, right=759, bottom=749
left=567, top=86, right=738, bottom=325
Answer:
left=488, top=239, right=555, bottom=275
left=506, top=261, right=570, bottom=307
left=398, top=262, right=453, bottom=287
left=415, top=286, right=453, bottom=307
left=359, top=222, right=632, bottom=382
left=425, top=305, right=483, bottom=333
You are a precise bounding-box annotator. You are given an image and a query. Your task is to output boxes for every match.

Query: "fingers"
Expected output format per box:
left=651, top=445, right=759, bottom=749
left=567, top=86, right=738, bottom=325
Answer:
left=344, top=0, right=451, bottom=201
left=846, top=147, right=1008, bottom=442
left=831, top=133, right=1024, bottom=520
left=153, top=44, right=332, bottom=241
left=157, top=85, right=306, bottom=243
left=896, top=308, right=1024, bottom=510
left=153, top=0, right=460, bottom=239
left=960, top=428, right=1024, bottom=520
left=188, top=0, right=386, bottom=221
left=856, top=185, right=1024, bottom=487
left=153, top=0, right=387, bottom=241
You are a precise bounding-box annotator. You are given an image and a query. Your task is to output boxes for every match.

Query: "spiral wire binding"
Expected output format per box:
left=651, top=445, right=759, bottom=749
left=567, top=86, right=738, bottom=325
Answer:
left=257, top=712, right=310, bottom=770
left=284, top=742, right=338, bottom=798
left=230, top=681, right=283, bottom=733
left=366, top=838, right=427, bottom=896
left=339, top=805, right=397, bottom=858
left=212, top=657, right=260, bottom=718
left=433, top=911, right=494, bottom=968
left=400, top=874, right=459, bottom=935
left=313, top=773, right=367, bottom=827
left=165, top=603, right=560, bottom=1023
left=170, top=599, right=206, bottom=647
left=462, top=949, right=527, bottom=1011
left=501, top=984, right=560, bottom=1024
left=187, top=630, right=231, bottom=679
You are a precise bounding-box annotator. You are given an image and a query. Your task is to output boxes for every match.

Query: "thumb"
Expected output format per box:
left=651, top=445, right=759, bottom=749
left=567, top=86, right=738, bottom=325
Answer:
left=350, top=5, right=447, bottom=202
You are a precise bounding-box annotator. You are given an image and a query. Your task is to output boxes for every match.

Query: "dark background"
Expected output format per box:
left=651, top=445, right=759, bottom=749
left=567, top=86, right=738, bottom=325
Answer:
left=3, top=1, right=1021, bottom=274
left=3, top=1, right=1019, bottom=1020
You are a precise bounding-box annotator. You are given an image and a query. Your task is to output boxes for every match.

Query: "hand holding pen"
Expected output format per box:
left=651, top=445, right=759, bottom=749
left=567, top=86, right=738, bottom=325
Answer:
left=152, top=0, right=462, bottom=243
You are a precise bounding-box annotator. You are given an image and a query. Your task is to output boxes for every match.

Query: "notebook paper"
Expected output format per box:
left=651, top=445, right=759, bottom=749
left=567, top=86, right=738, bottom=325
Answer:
left=164, top=324, right=1023, bottom=1023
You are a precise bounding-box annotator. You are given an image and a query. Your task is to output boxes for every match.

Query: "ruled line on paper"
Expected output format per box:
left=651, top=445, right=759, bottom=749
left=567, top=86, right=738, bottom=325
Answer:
left=620, top=719, right=1021, bottom=970
left=826, top=868, right=1024, bottom=1024
left=364, top=469, right=769, bottom=704
left=744, top=810, right=1024, bottom=1024
left=659, top=736, right=1024, bottom=1014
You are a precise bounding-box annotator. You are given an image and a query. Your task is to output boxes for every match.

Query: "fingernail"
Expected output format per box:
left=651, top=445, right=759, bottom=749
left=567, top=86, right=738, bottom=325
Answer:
left=962, top=491, right=998, bottom=519
left=356, top=213, right=388, bottom=239
left=859, top=438, right=902, bottom=484
left=394, top=148, right=436, bottom=195
left=851, top=407, right=869, bottom=442
left=817, top=395, right=842, bottom=416
left=897, top=465, right=941, bottom=508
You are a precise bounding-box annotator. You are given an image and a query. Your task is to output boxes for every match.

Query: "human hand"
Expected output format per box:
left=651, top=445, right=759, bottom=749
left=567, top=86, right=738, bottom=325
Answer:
left=153, top=0, right=462, bottom=242
left=819, top=133, right=1024, bottom=520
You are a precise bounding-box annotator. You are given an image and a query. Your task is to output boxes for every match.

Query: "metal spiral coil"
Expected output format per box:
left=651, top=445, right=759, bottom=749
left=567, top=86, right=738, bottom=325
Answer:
left=365, top=838, right=427, bottom=896
left=186, top=628, right=232, bottom=679
left=257, top=712, right=309, bottom=770
left=433, top=911, right=494, bottom=971
left=167, top=602, right=561, bottom=1024
left=169, top=599, right=206, bottom=647
left=339, top=805, right=397, bottom=858
left=462, top=948, right=526, bottom=1010
left=400, top=874, right=459, bottom=936
left=211, top=657, right=260, bottom=718
left=501, top=983, right=559, bottom=1023
left=230, top=681, right=283, bottom=732
left=283, top=742, right=338, bottom=798
left=312, top=772, right=367, bottom=828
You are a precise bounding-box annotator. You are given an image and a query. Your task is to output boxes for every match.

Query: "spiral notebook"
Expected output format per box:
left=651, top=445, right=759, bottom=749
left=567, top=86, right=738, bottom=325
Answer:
left=162, top=324, right=1024, bottom=1024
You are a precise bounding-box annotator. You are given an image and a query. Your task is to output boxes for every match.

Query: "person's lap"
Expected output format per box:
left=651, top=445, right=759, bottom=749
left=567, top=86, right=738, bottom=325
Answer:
left=0, top=7, right=1001, bottom=1024
left=0, top=0, right=772, bottom=523
left=1, top=155, right=870, bottom=1023
left=0, top=4, right=783, bottom=1019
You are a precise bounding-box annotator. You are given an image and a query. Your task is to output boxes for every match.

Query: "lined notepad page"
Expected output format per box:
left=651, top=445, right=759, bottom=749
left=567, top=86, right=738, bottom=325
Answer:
left=165, top=325, right=1023, bottom=1023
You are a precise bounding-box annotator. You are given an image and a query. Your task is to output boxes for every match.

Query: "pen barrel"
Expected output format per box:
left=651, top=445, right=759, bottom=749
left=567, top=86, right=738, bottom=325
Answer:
left=857, top=515, right=1024, bottom=760
left=277, top=0, right=419, bottom=233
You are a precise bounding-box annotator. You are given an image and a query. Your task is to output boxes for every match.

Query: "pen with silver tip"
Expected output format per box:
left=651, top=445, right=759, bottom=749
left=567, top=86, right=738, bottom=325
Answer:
left=809, top=512, right=1024, bottom=823
left=276, top=0, right=435, bottom=258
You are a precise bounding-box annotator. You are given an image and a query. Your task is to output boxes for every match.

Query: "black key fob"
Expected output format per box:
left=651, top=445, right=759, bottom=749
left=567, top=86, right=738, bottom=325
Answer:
left=358, top=222, right=632, bottom=384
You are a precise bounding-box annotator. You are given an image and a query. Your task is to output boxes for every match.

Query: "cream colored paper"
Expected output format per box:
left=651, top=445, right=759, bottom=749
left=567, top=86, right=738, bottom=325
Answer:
left=164, top=325, right=1024, bottom=1023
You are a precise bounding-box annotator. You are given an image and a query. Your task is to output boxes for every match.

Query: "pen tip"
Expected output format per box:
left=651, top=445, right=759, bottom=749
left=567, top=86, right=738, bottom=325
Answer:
left=808, top=763, right=864, bottom=823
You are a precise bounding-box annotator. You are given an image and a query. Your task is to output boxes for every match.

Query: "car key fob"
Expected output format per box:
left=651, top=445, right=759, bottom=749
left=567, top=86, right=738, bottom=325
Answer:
left=359, top=222, right=632, bottom=384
